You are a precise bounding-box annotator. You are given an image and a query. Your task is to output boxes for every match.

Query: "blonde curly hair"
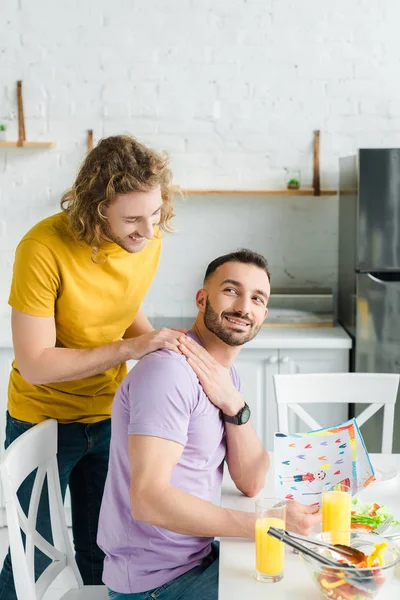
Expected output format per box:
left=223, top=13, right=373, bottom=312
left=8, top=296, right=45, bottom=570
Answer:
left=61, top=135, right=175, bottom=254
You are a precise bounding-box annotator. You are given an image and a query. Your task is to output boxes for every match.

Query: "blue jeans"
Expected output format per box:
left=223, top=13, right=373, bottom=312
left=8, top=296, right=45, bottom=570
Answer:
left=0, top=412, right=111, bottom=600
left=107, top=542, right=219, bottom=600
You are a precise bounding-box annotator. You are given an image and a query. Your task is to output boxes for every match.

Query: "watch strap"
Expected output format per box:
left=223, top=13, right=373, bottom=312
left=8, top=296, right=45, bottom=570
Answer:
left=222, top=402, right=249, bottom=425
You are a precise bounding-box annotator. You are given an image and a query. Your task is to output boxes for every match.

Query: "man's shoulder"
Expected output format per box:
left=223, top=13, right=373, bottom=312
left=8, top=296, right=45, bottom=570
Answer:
left=128, top=349, right=198, bottom=389
left=118, top=350, right=200, bottom=419
left=19, top=212, right=72, bottom=249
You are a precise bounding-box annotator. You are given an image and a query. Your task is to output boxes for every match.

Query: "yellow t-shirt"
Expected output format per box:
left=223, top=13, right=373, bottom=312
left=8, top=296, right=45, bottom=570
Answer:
left=8, top=212, right=162, bottom=424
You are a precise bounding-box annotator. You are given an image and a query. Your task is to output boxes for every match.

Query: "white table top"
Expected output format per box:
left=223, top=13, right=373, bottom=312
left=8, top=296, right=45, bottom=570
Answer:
left=219, top=453, right=400, bottom=599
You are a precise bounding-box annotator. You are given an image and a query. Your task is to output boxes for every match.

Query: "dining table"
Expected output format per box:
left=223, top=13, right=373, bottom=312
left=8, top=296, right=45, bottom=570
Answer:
left=219, top=453, right=400, bottom=599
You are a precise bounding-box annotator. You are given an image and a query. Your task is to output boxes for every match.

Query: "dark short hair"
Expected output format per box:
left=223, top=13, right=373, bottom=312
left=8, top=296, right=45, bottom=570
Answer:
left=204, top=249, right=271, bottom=283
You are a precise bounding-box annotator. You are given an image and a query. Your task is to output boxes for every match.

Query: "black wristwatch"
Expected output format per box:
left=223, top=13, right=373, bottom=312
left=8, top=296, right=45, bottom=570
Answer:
left=222, top=402, right=251, bottom=425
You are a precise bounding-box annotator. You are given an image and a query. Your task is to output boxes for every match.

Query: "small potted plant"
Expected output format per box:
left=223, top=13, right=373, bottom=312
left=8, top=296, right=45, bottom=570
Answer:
left=0, top=124, right=6, bottom=141
left=287, top=177, right=300, bottom=190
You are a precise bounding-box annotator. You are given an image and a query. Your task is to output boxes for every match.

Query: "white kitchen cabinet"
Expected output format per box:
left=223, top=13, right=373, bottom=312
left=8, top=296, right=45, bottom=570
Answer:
left=232, top=350, right=279, bottom=446
left=234, top=346, right=350, bottom=450
left=0, top=327, right=351, bottom=527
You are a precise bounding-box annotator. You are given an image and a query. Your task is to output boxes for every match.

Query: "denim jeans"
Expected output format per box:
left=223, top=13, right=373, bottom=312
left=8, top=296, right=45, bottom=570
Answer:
left=0, top=412, right=111, bottom=600
left=107, top=542, right=219, bottom=600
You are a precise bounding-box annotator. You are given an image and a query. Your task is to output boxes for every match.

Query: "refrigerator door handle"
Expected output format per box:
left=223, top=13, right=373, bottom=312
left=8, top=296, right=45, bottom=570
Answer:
left=366, top=272, right=400, bottom=284
left=367, top=273, right=387, bottom=285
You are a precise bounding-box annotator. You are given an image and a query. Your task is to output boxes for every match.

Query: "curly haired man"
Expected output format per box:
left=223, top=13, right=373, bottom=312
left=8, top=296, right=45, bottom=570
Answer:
left=0, top=135, right=187, bottom=599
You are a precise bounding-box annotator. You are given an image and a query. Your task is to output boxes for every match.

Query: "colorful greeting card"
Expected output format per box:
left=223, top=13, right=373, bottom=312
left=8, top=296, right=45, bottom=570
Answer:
left=274, top=418, right=375, bottom=507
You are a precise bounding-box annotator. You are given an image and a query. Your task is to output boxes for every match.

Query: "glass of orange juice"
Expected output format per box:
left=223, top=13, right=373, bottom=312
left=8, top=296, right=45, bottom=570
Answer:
left=322, top=483, right=352, bottom=545
left=255, top=497, right=286, bottom=583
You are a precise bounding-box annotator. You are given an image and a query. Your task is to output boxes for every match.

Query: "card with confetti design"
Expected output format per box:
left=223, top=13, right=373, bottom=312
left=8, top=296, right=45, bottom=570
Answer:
left=274, top=418, right=375, bottom=507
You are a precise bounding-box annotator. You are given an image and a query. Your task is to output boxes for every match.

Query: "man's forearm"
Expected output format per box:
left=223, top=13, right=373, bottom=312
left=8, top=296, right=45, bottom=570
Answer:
left=21, top=340, right=134, bottom=386
left=225, top=420, right=270, bottom=497
left=36, top=309, right=153, bottom=384
left=131, top=484, right=255, bottom=538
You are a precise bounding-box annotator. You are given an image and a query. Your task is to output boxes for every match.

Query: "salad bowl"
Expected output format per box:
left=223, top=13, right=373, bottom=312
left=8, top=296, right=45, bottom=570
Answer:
left=300, top=531, right=400, bottom=600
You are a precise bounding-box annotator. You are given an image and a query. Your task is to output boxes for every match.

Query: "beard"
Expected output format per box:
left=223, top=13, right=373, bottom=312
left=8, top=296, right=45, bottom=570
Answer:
left=203, top=298, right=261, bottom=347
left=101, top=221, right=146, bottom=254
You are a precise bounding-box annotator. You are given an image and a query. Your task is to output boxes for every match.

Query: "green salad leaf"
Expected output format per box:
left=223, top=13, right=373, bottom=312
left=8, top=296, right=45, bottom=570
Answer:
left=351, top=498, right=399, bottom=528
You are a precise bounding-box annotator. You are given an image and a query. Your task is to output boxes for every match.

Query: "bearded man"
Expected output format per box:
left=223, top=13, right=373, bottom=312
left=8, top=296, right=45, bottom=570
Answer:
left=98, top=249, right=321, bottom=600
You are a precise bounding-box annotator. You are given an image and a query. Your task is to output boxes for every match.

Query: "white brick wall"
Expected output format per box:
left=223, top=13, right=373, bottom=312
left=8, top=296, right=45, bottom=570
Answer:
left=1, top=0, right=400, bottom=330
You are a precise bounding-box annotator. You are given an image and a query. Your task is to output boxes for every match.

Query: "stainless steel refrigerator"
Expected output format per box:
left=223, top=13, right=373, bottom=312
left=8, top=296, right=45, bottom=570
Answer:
left=338, top=149, right=400, bottom=452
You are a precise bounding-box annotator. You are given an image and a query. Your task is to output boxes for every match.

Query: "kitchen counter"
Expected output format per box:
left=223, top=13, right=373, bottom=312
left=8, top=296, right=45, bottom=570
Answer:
left=0, top=321, right=352, bottom=453
left=149, top=317, right=352, bottom=350
left=0, top=320, right=352, bottom=351
left=237, top=324, right=351, bottom=350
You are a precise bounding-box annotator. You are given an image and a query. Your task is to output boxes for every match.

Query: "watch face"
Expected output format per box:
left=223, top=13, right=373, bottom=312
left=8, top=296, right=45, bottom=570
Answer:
left=241, top=406, right=251, bottom=424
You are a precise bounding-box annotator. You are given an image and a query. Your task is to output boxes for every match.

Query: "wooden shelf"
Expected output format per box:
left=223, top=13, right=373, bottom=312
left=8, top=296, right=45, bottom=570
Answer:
left=0, top=141, right=55, bottom=148
left=172, top=131, right=336, bottom=197
left=87, top=130, right=94, bottom=152
left=172, top=187, right=336, bottom=196
left=0, top=81, right=56, bottom=150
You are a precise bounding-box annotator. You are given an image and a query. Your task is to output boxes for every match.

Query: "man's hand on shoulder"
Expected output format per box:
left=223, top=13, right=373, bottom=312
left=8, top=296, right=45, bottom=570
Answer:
left=125, top=329, right=188, bottom=360
left=178, top=336, right=244, bottom=416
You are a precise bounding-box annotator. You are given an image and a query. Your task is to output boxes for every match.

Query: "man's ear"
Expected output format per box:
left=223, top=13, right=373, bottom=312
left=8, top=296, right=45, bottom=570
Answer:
left=196, top=289, right=207, bottom=312
left=98, top=199, right=109, bottom=220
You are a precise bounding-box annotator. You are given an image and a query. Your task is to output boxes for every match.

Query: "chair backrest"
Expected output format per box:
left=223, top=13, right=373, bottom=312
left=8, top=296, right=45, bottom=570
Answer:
left=0, top=419, right=83, bottom=600
left=273, top=373, right=400, bottom=454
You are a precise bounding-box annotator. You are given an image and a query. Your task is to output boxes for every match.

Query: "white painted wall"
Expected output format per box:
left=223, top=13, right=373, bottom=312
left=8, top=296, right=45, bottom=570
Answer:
left=1, top=0, right=400, bottom=326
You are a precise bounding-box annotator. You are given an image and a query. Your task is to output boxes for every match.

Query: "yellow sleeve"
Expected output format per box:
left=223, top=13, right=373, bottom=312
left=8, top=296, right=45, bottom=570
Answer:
left=8, top=239, right=61, bottom=317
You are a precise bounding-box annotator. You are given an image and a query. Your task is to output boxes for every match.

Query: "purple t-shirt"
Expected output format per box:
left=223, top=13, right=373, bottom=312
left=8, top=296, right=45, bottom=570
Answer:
left=97, top=334, right=240, bottom=594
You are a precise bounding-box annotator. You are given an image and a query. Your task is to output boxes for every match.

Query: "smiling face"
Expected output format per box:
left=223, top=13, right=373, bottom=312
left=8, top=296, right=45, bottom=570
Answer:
left=315, top=471, right=326, bottom=481
left=197, top=261, right=270, bottom=347
left=102, top=186, right=163, bottom=253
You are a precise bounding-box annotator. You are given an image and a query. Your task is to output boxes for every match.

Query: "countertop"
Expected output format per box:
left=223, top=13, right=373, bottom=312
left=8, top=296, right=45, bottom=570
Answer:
left=236, top=324, right=351, bottom=350
left=148, top=318, right=352, bottom=350
left=0, top=320, right=352, bottom=351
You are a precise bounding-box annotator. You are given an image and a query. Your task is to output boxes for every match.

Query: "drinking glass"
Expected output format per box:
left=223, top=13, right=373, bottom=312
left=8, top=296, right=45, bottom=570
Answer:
left=255, top=497, right=286, bottom=583
left=322, top=483, right=352, bottom=545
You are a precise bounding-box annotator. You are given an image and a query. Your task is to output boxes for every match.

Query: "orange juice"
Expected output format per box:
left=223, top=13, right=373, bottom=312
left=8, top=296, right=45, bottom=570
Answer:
left=322, top=490, right=351, bottom=545
left=255, top=517, right=285, bottom=577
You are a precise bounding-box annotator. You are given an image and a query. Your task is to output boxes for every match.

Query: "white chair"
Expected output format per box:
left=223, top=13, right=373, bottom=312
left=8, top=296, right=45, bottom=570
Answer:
left=0, top=419, right=108, bottom=600
left=273, top=373, right=400, bottom=454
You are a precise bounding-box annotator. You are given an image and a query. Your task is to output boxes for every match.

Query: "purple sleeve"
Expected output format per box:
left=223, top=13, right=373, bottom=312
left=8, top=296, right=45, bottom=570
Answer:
left=127, top=351, right=198, bottom=447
